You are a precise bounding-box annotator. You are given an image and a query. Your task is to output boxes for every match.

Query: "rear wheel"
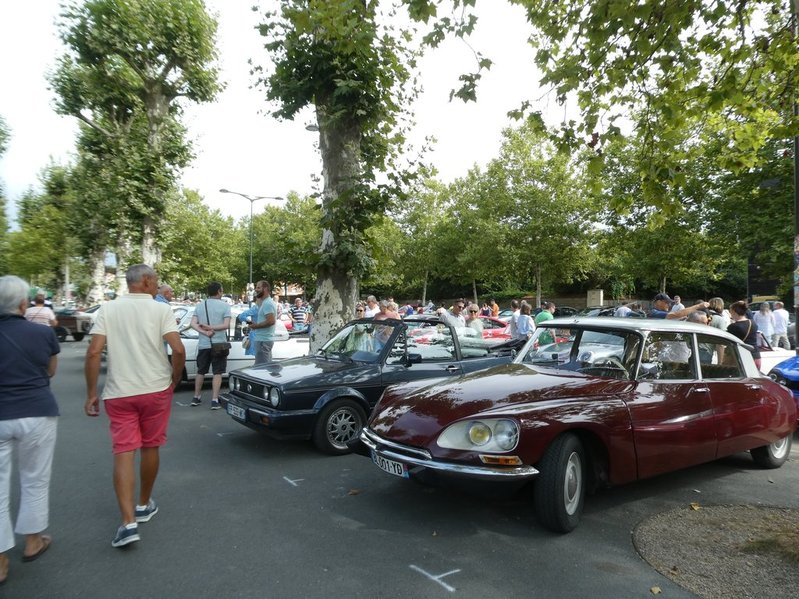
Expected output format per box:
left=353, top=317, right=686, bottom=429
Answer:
left=54, top=327, right=68, bottom=342
left=313, top=399, right=367, bottom=455
left=72, top=333, right=85, bottom=342
left=533, top=433, right=586, bottom=533
left=750, top=434, right=792, bottom=468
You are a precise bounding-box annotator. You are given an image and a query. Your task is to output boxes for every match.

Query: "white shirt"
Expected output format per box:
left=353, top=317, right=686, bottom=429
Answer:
left=364, top=304, right=379, bottom=318
left=92, top=294, right=178, bottom=400
left=773, top=308, right=790, bottom=335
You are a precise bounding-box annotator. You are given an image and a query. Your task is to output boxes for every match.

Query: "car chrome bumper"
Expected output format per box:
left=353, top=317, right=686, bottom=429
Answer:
left=360, top=428, right=539, bottom=481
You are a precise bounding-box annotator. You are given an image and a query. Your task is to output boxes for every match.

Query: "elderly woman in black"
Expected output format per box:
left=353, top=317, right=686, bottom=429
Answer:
left=0, top=276, right=60, bottom=584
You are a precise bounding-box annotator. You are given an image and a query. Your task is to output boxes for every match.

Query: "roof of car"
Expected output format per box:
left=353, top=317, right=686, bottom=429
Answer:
left=543, top=316, right=744, bottom=344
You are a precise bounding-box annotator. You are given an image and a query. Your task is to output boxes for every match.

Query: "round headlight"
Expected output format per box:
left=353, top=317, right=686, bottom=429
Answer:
left=468, top=422, right=491, bottom=446
left=493, top=419, right=519, bottom=451
left=269, top=387, right=281, bottom=407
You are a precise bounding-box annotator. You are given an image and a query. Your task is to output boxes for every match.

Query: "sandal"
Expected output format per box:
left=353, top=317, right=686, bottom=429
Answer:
left=22, top=535, right=52, bottom=563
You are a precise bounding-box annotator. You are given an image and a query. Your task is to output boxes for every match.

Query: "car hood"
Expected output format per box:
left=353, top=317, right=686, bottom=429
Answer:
left=232, top=354, right=371, bottom=389
left=368, top=363, right=631, bottom=447
left=772, top=355, right=799, bottom=377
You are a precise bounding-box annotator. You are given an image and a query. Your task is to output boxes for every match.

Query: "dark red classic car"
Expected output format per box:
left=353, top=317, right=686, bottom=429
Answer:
left=357, top=318, right=797, bottom=532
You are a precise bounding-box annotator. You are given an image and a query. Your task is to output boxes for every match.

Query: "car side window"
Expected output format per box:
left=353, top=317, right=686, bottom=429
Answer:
left=696, top=335, right=743, bottom=379
left=638, top=332, right=696, bottom=380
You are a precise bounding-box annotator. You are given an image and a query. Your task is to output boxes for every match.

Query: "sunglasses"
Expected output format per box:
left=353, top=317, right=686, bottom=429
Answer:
left=356, top=309, right=364, bottom=312
left=469, top=310, right=478, bottom=313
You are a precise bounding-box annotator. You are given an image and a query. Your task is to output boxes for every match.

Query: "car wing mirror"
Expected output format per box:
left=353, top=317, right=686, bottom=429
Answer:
left=407, top=352, right=422, bottom=365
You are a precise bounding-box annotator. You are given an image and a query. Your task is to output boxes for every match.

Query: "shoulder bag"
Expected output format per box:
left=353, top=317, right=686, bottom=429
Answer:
left=205, top=300, right=231, bottom=356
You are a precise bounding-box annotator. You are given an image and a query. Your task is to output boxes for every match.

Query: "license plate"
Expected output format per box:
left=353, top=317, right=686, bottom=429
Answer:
left=372, top=451, right=408, bottom=478
left=227, top=403, right=246, bottom=421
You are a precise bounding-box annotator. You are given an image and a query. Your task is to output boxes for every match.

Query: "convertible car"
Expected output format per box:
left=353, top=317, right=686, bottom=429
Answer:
left=357, top=318, right=797, bottom=533
left=220, top=316, right=519, bottom=454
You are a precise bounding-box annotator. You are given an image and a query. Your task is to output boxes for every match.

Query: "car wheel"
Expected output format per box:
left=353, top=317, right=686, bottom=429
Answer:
left=73, top=333, right=85, bottom=342
left=533, top=433, right=586, bottom=533
left=54, top=327, right=68, bottom=343
left=313, top=399, right=367, bottom=455
left=750, top=434, right=792, bottom=469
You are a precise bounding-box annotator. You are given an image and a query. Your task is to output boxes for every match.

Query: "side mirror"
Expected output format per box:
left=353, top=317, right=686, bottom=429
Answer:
left=407, top=352, right=422, bottom=365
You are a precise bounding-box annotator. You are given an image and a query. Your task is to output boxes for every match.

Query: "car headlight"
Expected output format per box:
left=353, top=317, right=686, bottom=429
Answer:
left=468, top=422, right=491, bottom=446
left=269, top=387, right=281, bottom=407
left=229, top=376, right=237, bottom=391
left=437, top=419, right=519, bottom=452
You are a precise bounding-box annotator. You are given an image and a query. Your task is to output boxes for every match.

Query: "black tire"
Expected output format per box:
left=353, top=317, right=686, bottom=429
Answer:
left=533, top=433, right=586, bottom=533
left=72, top=333, right=85, bottom=342
left=55, top=327, right=68, bottom=343
left=312, top=399, right=367, bottom=455
left=750, top=434, right=792, bottom=469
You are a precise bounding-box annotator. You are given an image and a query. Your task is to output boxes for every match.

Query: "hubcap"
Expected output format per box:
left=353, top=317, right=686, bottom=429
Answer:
left=770, top=436, right=790, bottom=459
left=327, top=408, right=360, bottom=448
left=563, top=451, right=582, bottom=515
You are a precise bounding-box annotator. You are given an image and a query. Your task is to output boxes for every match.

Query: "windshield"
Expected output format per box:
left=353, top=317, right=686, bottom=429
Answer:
left=516, top=326, right=641, bottom=380
left=318, top=321, right=397, bottom=362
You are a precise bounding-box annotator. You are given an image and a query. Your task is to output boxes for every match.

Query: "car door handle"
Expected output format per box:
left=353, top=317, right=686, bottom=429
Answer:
left=745, top=384, right=762, bottom=390
left=444, top=365, right=460, bottom=372
left=691, top=387, right=709, bottom=393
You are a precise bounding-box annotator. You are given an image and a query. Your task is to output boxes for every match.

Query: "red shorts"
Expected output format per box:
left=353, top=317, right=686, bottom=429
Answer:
left=104, top=387, right=173, bottom=454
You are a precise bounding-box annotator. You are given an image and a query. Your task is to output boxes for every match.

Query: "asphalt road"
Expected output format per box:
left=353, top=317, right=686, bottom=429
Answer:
left=5, top=341, right=799, bottom=598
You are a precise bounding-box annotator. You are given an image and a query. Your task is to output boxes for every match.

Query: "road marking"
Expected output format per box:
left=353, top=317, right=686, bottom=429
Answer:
left=216, top=432, right=233, bottom=437
left=409, top=565, right=461, bottom=592
left=283, top=476, right=304, bottom=486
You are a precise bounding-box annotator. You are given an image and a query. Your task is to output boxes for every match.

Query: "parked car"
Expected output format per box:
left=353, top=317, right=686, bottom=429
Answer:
left=53, top=307, right=93, bottom=341
left=479, top=316, right=511, bottom=340
left=357, top=317, right=796, bottom=533
left=755, top=331, right=793, bottom=375
left=553, top=306, right=579, bottom=318
left=221, top=316, right=520, bottom=455
left=169, top=307, right=309, bottom=383
left=766, top=356, right=799, bottom=414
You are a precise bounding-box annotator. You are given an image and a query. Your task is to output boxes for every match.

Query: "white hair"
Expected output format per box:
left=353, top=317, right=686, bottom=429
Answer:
left=0, top=275, right=31, bottom=314
left=126, top=264, right=156, bottom=286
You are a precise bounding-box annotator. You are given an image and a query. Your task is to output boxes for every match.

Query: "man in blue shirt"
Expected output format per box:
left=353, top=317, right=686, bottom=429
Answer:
left=650, top=293, right=709, bottom=319
left=250, top=280, right=277, bottom=365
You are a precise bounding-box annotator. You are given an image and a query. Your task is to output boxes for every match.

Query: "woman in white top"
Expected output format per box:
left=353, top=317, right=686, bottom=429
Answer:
left=752, top=303, right=775, bottom=341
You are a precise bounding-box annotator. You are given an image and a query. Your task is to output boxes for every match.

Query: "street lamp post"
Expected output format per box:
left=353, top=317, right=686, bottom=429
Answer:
left=219, top=188, right=284, bottom=304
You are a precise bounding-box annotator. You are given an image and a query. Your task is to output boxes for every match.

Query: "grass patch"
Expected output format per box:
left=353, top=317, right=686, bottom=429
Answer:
left=742, top=527, right=799, bottom=563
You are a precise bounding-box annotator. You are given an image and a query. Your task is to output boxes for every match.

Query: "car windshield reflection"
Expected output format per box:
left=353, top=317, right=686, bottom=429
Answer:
left=317, top=321, right=396, bottom=363
left=517, top=326, right=641, bottom=380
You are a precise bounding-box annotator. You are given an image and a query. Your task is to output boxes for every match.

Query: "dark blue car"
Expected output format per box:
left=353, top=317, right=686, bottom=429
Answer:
left=220, top=316, right=520, bottom=454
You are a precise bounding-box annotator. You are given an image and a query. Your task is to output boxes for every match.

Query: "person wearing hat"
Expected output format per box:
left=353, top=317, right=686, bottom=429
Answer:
left=650, top=293, right=709, bottom=319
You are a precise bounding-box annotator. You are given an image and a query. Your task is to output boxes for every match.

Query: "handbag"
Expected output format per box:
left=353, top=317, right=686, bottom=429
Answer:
left=242, top=335, right=251, bottom=350
left=205, top=301, right=231, bottom=356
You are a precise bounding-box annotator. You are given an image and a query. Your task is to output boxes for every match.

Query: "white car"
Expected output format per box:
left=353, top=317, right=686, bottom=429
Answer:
left=755, top=332, right=793, bottom=375
left=170, top=307, right=309, bottom=381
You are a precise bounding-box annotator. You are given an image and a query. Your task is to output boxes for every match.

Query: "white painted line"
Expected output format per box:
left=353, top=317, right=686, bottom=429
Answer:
left=216, top=432, right=233, bottom=437
left=409, top=565, right=460, bottom=592
left=283, top=476, right=305, bottom=487
left=175, top=401, right=189, bottom=406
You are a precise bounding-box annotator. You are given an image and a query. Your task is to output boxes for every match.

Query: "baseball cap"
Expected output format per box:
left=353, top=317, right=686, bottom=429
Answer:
left=653, top=293, right=672, bottom=303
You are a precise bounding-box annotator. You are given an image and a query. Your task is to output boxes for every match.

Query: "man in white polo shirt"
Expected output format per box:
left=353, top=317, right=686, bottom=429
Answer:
left=84, top=264, right=185, bottom=549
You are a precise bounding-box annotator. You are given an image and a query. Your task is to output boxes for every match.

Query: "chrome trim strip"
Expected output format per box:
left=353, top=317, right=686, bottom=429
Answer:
left=361, top=429, right=539, bottom=480
left=362, top=428, right=431, bottom=460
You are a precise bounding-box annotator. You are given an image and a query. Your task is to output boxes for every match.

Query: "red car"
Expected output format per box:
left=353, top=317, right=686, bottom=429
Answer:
left=479, top=316, right=511, bottom=340
left=358, top=318, right=796, bottom=533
